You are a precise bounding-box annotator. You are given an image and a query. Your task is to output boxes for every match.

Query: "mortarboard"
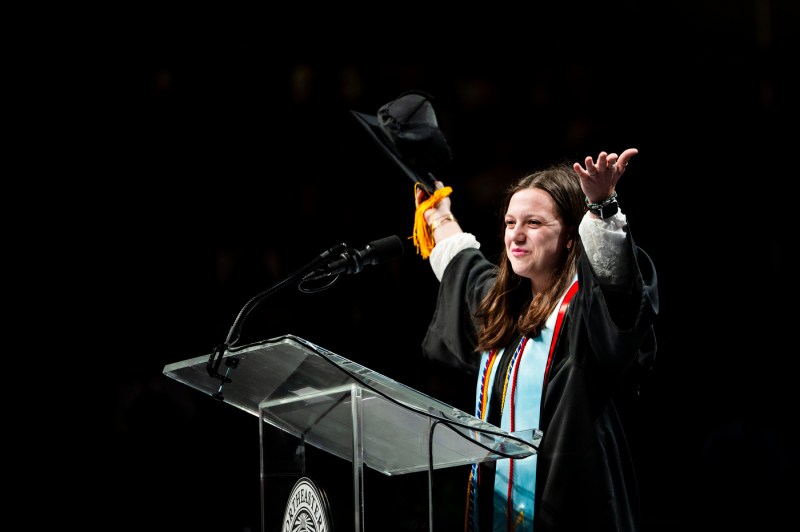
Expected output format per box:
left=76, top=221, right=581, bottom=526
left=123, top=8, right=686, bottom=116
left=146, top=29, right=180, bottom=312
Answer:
left=351, top=90, right=453, bottom=196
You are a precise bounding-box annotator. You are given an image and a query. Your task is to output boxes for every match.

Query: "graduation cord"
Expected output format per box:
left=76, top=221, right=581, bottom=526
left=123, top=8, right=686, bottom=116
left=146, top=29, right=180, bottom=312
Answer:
left=543, top=280, right=579, bottom=392
left=505, top=280, right=578, bottom=528
left=506, top=337, right=529, bottom=530
left=467, top=279, right=579, bottom=531
left=470, top=337, right=528, bottom=532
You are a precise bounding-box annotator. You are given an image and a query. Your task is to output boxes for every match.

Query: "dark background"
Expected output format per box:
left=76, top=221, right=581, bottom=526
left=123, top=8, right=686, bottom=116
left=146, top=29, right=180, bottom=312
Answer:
left=64, top=1, right=798, bottom=530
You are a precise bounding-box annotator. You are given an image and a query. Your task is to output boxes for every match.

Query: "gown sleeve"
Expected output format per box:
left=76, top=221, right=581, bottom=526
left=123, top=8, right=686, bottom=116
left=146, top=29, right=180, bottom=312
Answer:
left=576, top=219, right=659, bottom=382
left=420, top=247, right=497, bottom=375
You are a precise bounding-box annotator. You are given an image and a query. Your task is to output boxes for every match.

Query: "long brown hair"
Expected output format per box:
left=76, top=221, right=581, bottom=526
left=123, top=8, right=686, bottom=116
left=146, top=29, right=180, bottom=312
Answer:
left=475, top=163, right=585, bottom=352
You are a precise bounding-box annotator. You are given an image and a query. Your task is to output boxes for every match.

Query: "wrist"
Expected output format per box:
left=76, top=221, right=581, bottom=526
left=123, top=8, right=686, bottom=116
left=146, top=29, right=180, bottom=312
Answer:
left=585, top=192, right=618, bottom=219
left=429, top=214, right=457, bottom=232
left=425, top=208, right=453, bottom=224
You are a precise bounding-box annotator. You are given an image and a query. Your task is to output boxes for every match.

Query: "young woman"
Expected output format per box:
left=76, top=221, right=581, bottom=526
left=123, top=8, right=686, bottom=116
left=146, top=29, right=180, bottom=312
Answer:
left=414, top=149, right=658, bottom=531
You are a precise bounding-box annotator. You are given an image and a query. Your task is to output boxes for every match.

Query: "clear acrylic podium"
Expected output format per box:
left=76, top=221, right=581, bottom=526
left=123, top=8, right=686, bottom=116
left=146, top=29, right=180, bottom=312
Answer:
left=163, top=334, right=541, bottom=531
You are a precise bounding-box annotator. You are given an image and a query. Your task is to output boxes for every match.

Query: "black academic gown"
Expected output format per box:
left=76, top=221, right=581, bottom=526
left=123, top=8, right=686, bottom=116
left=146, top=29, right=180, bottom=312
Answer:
left=421, top=230, right=658, bottom=532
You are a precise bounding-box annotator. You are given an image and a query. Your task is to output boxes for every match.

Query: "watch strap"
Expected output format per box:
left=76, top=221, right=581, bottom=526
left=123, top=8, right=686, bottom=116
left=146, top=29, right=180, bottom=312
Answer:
left=589, top=199, right=619, bottom=219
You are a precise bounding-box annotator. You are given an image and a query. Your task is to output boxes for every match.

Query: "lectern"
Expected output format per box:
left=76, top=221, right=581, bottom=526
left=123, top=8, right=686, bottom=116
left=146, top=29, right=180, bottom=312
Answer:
left=163, top=334, right=541, bottom=531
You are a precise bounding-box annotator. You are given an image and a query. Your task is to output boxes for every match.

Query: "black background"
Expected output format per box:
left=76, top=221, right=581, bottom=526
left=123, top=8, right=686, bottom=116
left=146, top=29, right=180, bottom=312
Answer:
left=56, top=1, right=798, bottom=531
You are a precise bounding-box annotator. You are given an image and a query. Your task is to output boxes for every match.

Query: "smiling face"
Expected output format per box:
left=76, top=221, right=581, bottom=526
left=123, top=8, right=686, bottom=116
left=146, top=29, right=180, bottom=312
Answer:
left=504, top=187, right=572, bottom=292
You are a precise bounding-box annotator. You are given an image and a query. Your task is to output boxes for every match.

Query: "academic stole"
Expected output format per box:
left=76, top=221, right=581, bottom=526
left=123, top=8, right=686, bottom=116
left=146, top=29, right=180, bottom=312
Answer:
left=465, top=279, right=579, bottom=531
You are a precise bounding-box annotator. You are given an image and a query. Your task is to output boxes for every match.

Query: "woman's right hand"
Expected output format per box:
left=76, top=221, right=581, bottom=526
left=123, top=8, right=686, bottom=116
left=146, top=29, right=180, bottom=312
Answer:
left=415, top=181, right=452, bottom=225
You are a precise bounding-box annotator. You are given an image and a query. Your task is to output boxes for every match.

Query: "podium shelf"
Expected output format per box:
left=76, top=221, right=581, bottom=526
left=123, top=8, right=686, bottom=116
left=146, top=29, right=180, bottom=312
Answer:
left=163, top=334, right=540, bottom=476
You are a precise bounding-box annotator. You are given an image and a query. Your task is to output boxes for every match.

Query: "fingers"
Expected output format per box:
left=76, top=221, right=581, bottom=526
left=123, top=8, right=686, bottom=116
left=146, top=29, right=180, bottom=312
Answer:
left=609, top=148, right=638, bottom=178
left=414, top=182, right=430, bottom=207
left=584, top=155, right=596, bottom=176
left=578, top=148, right=638, bottom=176
left=415, top=180, right=449, bottom=208
left=580, top=152, right=608, bottom=177
left=575, top=154, right=599, bottom=177
left=617, top=148, right=638, bottom=168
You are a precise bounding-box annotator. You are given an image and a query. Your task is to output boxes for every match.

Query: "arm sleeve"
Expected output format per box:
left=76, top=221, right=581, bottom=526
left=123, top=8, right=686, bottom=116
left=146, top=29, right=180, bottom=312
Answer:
left=578, top=209, right=631, bottom=288
left=577, top=219, right=659, bottom=377
left=429, top=232, right=481, bottom=281
left=421, top=247, right=497, bottom=375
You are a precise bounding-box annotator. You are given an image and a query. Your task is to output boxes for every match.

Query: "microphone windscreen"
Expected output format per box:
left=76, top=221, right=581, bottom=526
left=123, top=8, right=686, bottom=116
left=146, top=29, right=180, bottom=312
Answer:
left=369, top=235, right=404, bottom=264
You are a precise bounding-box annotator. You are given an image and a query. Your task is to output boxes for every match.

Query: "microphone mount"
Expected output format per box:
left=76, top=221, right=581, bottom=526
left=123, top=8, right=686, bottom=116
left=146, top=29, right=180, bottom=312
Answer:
left=206, top=242, right=348, bottom=396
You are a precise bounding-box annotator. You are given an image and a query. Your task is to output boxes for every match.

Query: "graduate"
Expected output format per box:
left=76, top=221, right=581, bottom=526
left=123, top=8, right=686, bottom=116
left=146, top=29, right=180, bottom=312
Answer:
left=413, top=148, right=658, bottom=532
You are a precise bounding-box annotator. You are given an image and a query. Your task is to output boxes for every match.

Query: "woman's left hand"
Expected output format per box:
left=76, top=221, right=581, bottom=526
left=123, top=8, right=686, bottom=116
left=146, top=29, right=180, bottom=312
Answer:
left=574, top=148, right=638, bottom=204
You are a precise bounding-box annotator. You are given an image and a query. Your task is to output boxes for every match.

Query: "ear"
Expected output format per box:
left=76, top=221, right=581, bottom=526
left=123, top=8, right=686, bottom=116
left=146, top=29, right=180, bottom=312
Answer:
left=566, top=238, right=573, bottom=250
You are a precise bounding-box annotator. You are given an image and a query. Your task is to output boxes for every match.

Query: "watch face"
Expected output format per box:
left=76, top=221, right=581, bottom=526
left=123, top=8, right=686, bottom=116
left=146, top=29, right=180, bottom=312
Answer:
left=282, top=476, right=334, bottom=532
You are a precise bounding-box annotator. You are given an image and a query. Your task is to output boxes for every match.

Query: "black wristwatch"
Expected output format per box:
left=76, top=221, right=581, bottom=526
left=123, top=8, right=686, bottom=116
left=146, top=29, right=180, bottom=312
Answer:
left=589, top=198, right=619, bottom=219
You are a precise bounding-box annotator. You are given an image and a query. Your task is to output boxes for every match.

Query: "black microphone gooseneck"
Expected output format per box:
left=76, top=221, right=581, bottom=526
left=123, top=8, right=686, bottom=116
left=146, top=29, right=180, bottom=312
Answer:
left=205, top=242, right=347, bottom=396
left=205, top=235, right=405, bottom=399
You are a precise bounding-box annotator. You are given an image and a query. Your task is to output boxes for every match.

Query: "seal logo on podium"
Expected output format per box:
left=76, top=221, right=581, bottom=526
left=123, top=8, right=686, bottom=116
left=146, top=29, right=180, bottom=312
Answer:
left=282, top=476, right=334, bottom=531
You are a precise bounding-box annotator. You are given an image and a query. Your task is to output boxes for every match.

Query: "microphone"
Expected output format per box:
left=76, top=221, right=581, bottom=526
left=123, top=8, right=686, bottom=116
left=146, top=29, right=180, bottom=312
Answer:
left=304, top=235, right=404, bottom=281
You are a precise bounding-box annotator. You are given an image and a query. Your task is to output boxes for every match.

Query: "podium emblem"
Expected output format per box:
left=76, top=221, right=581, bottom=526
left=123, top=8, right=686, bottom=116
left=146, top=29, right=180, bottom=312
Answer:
left=282, top=476, right=334, bottom=532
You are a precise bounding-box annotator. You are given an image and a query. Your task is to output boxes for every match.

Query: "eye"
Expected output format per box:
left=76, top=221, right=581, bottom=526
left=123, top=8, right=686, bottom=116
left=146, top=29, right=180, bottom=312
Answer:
left=504, top=219, right=515, bottom=227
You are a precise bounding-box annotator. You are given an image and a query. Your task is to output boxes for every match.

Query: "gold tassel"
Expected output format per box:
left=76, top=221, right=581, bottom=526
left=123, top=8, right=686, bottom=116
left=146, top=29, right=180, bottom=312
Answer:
left=411, top=184, right=453, bottom=259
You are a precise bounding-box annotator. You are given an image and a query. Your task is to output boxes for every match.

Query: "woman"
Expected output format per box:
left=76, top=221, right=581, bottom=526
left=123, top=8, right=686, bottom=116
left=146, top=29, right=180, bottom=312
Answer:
left=414, top=149, right=658, bottom=531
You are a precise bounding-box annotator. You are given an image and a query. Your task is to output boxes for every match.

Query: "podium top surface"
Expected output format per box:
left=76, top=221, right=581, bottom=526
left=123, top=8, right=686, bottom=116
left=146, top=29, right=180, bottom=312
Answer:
left=163, top=334, right=540, bottom=475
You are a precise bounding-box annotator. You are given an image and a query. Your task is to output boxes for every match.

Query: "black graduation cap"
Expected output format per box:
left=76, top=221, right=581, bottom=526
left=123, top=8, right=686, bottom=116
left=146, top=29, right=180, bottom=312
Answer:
left=351, top=90, right=453, bottom=196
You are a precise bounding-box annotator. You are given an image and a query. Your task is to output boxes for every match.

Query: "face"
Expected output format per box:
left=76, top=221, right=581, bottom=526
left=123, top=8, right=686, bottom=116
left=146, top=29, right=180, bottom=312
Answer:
left=504, top=188, right=571, bottom=287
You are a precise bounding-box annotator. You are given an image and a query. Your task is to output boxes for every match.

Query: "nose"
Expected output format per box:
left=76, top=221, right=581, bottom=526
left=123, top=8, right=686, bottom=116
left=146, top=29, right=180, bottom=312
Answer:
left=510, top=225, right=525, bottom=243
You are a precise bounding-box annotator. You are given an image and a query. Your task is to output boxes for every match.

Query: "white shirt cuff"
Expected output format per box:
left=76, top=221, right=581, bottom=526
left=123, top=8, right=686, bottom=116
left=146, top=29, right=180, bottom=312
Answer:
left=429, top=233, right=481, bottom=281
